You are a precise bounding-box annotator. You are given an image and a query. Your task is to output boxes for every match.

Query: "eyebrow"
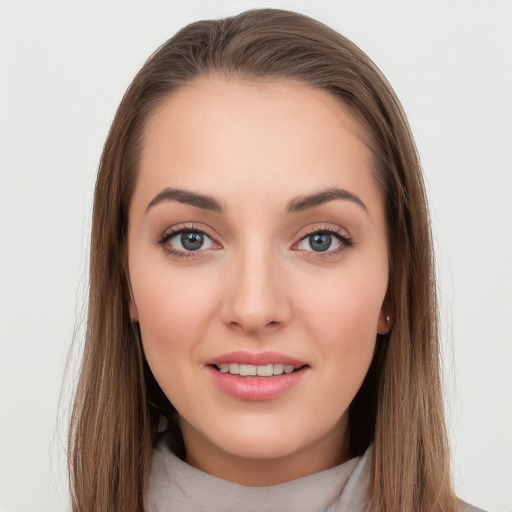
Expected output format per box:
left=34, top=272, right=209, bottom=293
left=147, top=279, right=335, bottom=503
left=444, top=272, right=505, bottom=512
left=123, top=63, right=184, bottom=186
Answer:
left=285, top=187, right=367, bottom=214
left=145, top=186, right=367, bottom=215
left=146, top=188, right=224, bottom=213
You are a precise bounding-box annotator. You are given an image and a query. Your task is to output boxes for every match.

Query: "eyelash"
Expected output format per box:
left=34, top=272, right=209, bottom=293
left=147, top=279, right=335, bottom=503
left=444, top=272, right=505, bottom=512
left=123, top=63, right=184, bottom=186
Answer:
left=156, top=224, right=353, bottom=260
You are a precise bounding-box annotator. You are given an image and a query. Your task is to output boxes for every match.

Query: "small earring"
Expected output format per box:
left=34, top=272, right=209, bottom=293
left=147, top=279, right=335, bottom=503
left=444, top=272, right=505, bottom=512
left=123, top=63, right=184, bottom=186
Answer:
left=384, top=315, right=392, bottom=334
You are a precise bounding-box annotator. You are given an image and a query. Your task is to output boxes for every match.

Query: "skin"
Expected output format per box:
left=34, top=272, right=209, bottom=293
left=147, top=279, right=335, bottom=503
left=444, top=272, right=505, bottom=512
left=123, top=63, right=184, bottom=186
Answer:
left=128, top=77, right=390, bottom=486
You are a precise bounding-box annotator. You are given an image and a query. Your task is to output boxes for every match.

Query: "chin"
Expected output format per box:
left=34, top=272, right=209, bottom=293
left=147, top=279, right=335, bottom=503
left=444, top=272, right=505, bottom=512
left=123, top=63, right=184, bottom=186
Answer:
left=202, top=417, right=326, bottom=462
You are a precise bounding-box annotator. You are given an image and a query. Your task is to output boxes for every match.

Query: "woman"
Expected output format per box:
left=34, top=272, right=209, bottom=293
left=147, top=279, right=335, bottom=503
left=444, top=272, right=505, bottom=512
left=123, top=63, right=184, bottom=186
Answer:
left=68, top=8, right=484, bottom=512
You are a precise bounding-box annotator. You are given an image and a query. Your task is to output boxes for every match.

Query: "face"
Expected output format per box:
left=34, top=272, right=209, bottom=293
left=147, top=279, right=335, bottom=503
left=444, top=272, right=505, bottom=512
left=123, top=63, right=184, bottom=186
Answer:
left=128, top=77, right=390, bottom=485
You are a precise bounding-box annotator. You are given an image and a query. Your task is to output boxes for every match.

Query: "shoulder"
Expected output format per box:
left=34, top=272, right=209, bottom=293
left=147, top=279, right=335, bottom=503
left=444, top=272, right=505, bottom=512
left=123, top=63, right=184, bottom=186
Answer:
left=458, top=499, right=487, bottom=512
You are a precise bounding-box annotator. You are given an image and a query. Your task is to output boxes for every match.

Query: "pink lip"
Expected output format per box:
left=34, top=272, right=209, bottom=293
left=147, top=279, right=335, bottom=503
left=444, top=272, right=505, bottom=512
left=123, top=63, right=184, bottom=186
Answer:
left=206, top=351, right=307, bottom=367
left=205, top=351, right=310, bottom=401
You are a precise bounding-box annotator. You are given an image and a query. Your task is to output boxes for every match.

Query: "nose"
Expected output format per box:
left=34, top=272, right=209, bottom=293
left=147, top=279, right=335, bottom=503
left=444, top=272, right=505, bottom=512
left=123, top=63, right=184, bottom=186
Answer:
left=219, top=243, right=292, bottom=336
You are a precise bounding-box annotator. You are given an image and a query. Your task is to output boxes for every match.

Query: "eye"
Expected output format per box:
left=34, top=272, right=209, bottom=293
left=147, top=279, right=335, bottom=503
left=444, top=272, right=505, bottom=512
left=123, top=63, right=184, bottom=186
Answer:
left=295, top=227, right=353, bottom=255
left=157, top=226, right=219, bottom=257
left=298, top=232, right=339, bottom=252
left=172, top=230, right=214, bottom=251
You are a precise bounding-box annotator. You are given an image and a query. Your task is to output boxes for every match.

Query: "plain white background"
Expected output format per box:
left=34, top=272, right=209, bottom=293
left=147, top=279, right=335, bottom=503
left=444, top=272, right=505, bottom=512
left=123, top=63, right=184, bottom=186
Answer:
left=0, top=1, right=510, bottom=511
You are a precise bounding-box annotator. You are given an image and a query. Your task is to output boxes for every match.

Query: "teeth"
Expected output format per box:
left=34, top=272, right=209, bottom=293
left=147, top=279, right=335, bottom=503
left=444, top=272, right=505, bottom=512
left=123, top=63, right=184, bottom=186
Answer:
left=273, top=363, right=284, bottom=375
left=256, top=364, right=273, bottom=377
left=239, top=364, right=257, bottom=376
left=216, top=363, right=299, bottom=376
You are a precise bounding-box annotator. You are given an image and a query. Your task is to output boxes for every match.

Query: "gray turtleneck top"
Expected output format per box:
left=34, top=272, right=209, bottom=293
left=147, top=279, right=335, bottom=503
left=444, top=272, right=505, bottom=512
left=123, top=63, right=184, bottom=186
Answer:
left=148, top=441, right=485, bottom=512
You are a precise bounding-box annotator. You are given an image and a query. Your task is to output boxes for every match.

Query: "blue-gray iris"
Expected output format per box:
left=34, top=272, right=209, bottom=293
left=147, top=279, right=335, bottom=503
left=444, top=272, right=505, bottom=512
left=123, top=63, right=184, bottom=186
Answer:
left=310, top=233, right=331, bottom=252
left=181, top=232, right=203, bottom=251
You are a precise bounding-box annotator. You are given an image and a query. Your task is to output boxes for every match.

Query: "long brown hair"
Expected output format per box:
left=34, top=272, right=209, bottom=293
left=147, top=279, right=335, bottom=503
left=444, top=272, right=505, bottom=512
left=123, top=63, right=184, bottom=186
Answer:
left=68, top=9, right=456, bottom=511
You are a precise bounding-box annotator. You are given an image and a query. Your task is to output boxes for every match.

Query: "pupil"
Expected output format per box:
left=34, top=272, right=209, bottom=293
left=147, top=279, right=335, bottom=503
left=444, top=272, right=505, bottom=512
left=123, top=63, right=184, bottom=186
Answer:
left=181, top=232, right=203, bottom=251
left=310, top=233, right=331, bottom=252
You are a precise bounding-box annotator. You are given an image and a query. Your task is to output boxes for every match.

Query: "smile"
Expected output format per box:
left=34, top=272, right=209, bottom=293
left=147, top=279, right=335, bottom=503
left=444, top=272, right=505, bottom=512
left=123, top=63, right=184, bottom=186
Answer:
left=215, top=363, right=298, bottom=377
left=206, top=351, right=310, bottom=401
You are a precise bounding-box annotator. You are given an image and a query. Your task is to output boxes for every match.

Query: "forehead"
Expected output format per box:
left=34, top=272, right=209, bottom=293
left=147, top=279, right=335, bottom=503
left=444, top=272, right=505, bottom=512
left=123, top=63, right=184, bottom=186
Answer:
left=142, top=76, right=367, bottom=158
left=135, top=76, right=382, bottom=216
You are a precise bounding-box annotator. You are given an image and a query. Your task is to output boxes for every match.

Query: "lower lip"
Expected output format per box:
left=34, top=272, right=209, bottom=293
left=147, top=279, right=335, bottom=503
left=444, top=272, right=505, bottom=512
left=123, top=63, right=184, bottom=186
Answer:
left=206, top=366, right=309, bottom=401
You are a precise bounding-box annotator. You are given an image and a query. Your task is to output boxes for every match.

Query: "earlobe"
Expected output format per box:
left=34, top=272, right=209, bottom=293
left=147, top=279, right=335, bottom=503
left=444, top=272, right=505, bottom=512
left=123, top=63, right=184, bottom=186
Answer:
left=377, top=310, right=392, bottom=335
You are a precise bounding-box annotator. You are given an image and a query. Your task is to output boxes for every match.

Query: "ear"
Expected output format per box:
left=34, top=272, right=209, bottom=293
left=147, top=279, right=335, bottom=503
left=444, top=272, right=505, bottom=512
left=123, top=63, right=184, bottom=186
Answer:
left=377, top=304, right=393, bottom=335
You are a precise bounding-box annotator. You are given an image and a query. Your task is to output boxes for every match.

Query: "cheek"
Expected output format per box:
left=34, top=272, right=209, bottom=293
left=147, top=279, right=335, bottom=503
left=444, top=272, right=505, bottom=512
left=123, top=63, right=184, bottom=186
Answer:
left=131, top=267, right=223, bottom=409
left=297, top=268, right=386, bottom=388
left=131, top=265, right=219, bottom=356
left=301, top=270, right=385, bottom=341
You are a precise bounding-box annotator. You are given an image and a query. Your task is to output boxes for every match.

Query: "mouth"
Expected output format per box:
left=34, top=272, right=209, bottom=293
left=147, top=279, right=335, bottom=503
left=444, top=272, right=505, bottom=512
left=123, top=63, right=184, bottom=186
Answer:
left=206, top=351, right=310, bottom=401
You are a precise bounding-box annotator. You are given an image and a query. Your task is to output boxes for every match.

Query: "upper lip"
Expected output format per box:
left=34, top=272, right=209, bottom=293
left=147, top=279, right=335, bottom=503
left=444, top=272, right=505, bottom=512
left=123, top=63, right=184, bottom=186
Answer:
left=206, top=351, right=308, bottom=367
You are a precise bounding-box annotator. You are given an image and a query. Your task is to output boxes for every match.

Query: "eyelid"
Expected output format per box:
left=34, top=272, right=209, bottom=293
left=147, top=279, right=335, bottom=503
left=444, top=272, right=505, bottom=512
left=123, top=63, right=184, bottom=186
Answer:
left=297, top=224, right=350, bottom=239
left=157, top=222, right=218, bottom=242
